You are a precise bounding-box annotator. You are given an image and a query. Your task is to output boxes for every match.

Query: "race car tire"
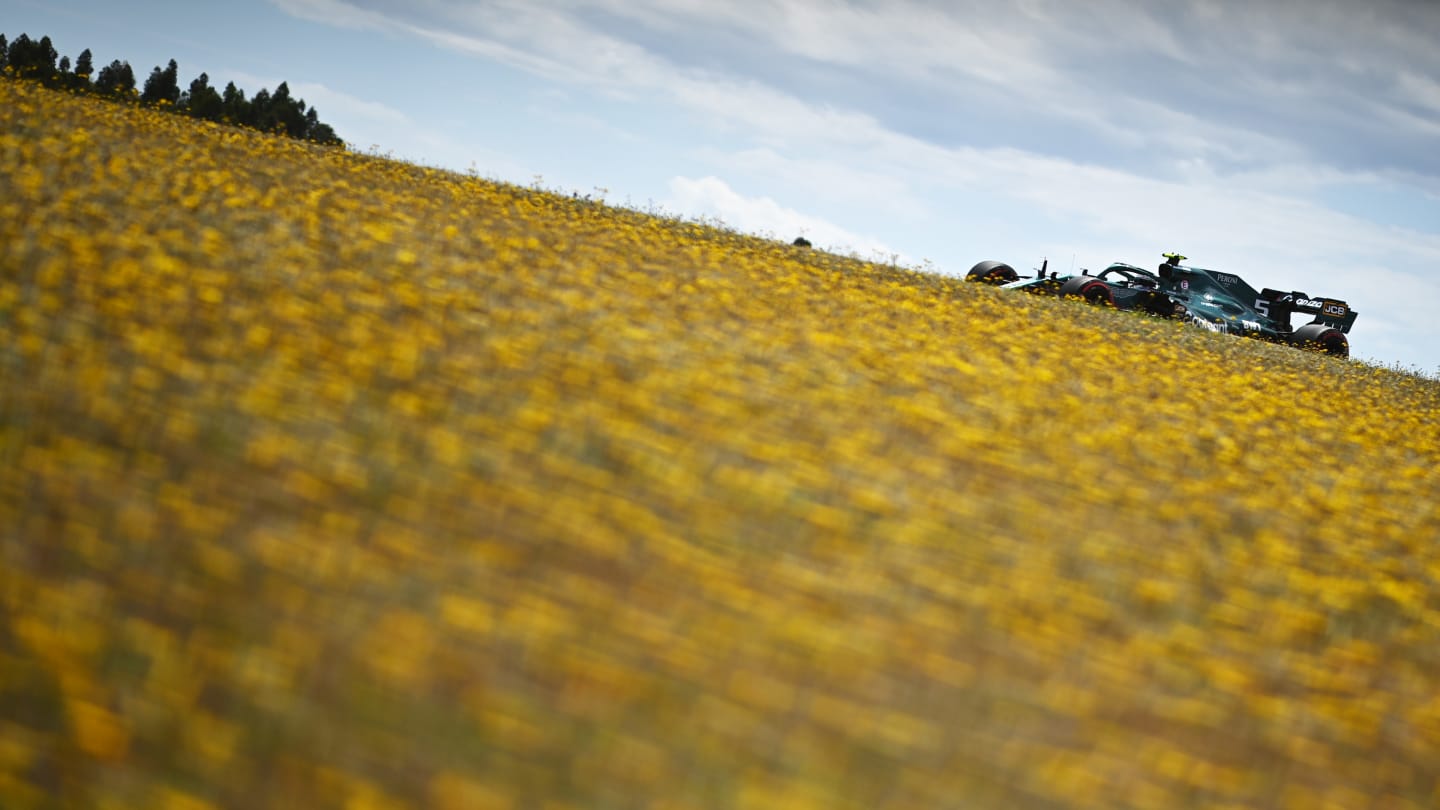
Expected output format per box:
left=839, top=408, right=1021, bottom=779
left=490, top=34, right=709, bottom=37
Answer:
left=966, top=260, right=1019, bottom=285
left=1058, top=276, right=1116, bottom=307
left=1290, top=323, right=1349, bottom=358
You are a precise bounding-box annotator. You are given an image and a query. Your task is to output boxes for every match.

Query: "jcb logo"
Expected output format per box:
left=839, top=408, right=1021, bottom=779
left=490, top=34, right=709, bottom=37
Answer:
left=1323, top=302, right=1348, bottom=317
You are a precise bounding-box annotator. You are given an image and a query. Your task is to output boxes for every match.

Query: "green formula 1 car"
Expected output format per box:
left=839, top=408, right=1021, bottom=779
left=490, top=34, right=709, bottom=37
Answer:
left=966, top=253, right=1358, bottom=357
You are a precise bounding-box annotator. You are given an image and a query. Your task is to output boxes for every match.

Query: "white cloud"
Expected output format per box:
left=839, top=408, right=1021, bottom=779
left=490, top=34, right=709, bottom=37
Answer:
left=697, top=147, right=929, bottom=220
left=266, top=0, right=393, bottom=30
left=664, top=176, right=898, bottom=259
left=287, top=81, right=409, bottom=126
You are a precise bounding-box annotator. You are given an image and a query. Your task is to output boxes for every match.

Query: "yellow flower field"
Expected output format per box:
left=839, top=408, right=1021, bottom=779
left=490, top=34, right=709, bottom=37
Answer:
left=3, top=74, right=1439, bottom=809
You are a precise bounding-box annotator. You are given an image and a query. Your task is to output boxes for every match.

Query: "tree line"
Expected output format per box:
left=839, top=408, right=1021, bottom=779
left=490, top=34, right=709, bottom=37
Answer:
left=1, top=32, right=342, bottom=146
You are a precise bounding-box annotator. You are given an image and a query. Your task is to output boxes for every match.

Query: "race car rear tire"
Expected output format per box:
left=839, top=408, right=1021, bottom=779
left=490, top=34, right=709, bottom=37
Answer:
left=1058, top=276, right=1115, bottom=307
left=966, top=260, right=1019, bottom=285
left=1291, top=323, right=1348, bottom=358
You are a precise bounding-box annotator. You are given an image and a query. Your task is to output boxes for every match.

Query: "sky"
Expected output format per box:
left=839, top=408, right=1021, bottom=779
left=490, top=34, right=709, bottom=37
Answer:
left=6, top=0, right=1440, bottom=372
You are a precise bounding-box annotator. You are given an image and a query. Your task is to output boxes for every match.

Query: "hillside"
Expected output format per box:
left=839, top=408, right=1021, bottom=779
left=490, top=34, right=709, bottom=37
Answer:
left=3, top=75, right=1440, bottom=810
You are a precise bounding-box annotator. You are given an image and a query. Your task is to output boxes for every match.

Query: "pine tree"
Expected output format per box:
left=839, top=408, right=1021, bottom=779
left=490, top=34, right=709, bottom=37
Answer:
left=37, top=36, right=58, bottom=85
left=65, top=48, right=94, bottom=92
left=0, top=35, right=8, bottom=71
left=95, top=59, right=136, bottom=97
left=141, top=58, right=180, bottom=105
left=75, top=49, right=93, bottom=82
left=221, top=81, right=249, bottom=125
left=6, top=34, right=44, bottom=80
left=182, top=72, right=223, bottom=121
left=250, top=87, right=272, bottom=130
left=303, top=108, right=342, bottom=145
left=268, top=82, right=308, bottom=137
left=6, top=34, right=27, bottom=76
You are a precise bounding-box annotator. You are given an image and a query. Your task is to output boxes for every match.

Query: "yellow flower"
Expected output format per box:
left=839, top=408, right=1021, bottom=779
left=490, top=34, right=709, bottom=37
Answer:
left=66, top=700, right=129, bottom=761
left=4, top=71, right=1440, bottom=810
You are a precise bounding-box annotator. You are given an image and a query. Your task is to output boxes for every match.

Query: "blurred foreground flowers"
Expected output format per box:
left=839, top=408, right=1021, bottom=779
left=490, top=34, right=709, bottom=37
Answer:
left=3, top=76, right=1440, bottom=809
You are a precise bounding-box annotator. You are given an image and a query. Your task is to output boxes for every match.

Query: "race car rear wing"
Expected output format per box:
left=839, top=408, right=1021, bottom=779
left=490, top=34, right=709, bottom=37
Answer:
left=1260, top=288, right=1359, bottom=334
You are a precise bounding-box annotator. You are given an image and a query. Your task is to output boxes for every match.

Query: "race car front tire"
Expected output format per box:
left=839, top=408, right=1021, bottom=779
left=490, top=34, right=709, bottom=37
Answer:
left=966, top=260, right=1019, bottom=285
left=1057, top=276, right=1116, bottom=307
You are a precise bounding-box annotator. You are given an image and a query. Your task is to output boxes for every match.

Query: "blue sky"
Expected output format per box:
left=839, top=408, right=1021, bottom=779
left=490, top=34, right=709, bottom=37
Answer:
left=7, top=0, right=1440, bottom=371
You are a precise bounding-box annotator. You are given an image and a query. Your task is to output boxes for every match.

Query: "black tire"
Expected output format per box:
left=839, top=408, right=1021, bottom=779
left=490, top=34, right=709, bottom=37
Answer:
left=1057, top=276, right=1115, bottom=307
left=1291, top=323, right=1349, bottom=358
left=966, top=260, right=1019, bottom=285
